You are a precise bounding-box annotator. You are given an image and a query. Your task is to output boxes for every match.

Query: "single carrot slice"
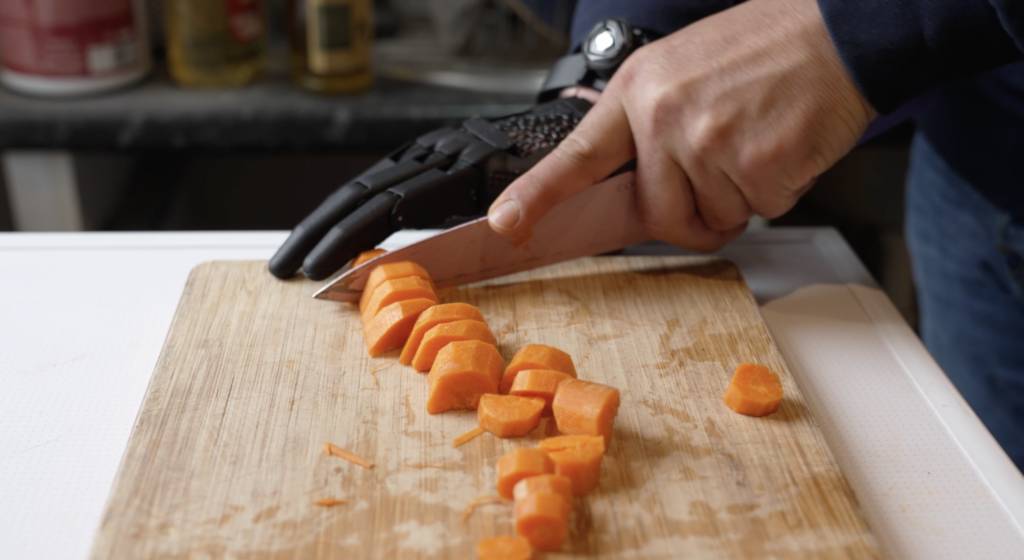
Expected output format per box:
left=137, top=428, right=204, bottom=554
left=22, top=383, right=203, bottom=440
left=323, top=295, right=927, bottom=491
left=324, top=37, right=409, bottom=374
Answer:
left=509, top=369, right=572, bottom=412
left=512, top=474, right=573, bottom=517
left=313, top=498, right=346, bottom=507
left=426, top=340, right=503, bottom=414
left=360, top=276, right=438, bottom=324
left=352, top=248, right=387, bottom=267
left=552, top=378, right=621, bottom=444
left=412, top=320, right=496, bottom=372
left=723, top=362, right=784, bottom=417
left=500, top=344, right=577, bottom=394
left=399, top=303, right=486, bottom=365
left=538, top=435, right=605, bottom=496
left=495, top=447, right=554, bottom=499
left=323, top=441, right=375, bottom=469
left=476, top=535, right=532, bottom=560
left=453, top=426, right=486, bottom=448
left=359, top=261, right=434, bottom=313
left=514, top=493, right=570, bottom=552
left=363, top=298, right=435, bottom=356
left=477, top=394, right=545, bottom=438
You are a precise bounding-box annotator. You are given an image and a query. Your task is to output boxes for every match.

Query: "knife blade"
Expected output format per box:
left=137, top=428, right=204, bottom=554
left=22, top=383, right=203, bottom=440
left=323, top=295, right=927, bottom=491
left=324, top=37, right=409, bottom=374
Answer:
left=313, top=171, right=650, bottom=301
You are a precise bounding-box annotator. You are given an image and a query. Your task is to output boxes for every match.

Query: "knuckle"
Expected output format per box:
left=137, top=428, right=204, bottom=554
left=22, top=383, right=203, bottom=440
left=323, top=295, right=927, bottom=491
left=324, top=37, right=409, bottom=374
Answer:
left=551, top=133, right=601, bottom=171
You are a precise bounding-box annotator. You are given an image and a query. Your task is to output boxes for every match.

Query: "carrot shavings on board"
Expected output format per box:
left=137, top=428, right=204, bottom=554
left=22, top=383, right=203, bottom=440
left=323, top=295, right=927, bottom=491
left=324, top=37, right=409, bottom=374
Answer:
left=368, top=360, right=397, bottom=387
left=314, top=498, right=346, bottom=507
left=323, top=441, right=374, bottom=468
left=462, top=495, right=508, bottom=524
left=453, top=426, right=486, bottom=448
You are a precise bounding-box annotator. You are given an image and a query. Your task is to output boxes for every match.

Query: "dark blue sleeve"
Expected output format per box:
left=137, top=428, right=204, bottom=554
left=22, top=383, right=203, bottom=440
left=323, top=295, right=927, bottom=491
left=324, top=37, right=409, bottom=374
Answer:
left=570, top=0, right=742, bottom=49
left=818, top=0, right=1024, bottom=114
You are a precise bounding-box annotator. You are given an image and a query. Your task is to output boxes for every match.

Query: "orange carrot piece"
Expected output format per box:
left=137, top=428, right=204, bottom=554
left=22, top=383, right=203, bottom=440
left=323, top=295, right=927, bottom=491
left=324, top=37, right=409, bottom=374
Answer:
left=359, top=261, right=434, bottom=313
left=352, top=248, right=387, bottom=267
left=462, top=495, right=508, bottom=524
left=476, top=535, right=532, bottom=560
left=412, top=320, right=496, bottom=372
left=477, top=394, right=545, bottom=438
left=323, top=441, right=375, bottom=469
left=399, top=303, right=486, bottom=365
left=538, top=435, right=605, bottom=496
left=552, top=378, right=621, bottom=444
left=512, top=474, right=573, bottom=517
left=500, top=344, right=577, bottom=394
left=509, top=369, right=572, bottom=412
left=426, top=340, right=504, bottom=414
left=313, top=498, right=346, bottom=507
left=495, top=447, right=554, bottom=499
left=514, top=493, right=570, bottom=552
left=363, top=298, right=435, bottom=356
left=723, top=362, right=784, bottom=417
left=360, top=276, right=438, bottom=324
left=453, top=426, right=486, bottom=448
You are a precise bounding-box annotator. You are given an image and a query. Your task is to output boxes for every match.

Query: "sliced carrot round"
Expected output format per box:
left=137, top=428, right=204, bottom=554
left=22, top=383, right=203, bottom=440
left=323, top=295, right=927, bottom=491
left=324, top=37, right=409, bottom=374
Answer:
left=351, top=248, right=387, bottom=268
left=500, top=344, right=576, bottom=394
left=512, top=474, right=573, bottom=517
left=552, top=378, right=620, bottom=444
left=399, top=303, right=486, bottom=365
left=363, top=298, right=435, bottom=356
left=538, top=435, right=605, bottom=496
left=477, top=394, right=545, bottom=438
left=495, top=447, right=553, bottom=499
left=359, top=261, right=433, bottom=313
left=514, top=493, right=569, bottom=552
left=360, top=276, right=437, bottom=324
left=426, top=340, right=503, bottom=414
left=723, top=362, right=783, bottom=417
left=509, top=369, right=571, bottom=413
left=411, top=319, right=496, bottom=372
left=475, top=535, right=532, bottom=560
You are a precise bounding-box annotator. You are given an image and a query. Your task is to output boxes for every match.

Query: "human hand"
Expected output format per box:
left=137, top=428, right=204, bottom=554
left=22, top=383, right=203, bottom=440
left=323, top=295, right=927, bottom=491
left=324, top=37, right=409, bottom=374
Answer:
left=487, top=0, right=876, bottom=252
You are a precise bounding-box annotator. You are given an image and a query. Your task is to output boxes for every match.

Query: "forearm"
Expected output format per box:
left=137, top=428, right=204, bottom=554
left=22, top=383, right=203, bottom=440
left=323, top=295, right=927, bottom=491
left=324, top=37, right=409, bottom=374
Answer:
left=819, top=0, right=1023, bottom=113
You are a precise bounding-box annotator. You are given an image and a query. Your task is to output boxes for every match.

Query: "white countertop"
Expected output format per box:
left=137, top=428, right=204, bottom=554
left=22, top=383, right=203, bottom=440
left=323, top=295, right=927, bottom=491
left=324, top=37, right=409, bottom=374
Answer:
left=1, top=228, right=1022, bottom=559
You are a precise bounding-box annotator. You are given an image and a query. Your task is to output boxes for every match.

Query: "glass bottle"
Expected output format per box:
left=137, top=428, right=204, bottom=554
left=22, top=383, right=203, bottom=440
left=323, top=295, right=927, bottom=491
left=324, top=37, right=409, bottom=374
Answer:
left=287, top=0, right=373, bottom=94
left=164, top=0, right=266, bottom=88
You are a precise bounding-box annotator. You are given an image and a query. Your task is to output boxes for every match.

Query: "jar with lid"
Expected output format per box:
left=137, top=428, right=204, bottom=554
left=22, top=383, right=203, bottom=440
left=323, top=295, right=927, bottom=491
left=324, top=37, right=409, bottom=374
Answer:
left=287, top=0, right=373, bottom=94
left=163, top=0, right=266, bottom=88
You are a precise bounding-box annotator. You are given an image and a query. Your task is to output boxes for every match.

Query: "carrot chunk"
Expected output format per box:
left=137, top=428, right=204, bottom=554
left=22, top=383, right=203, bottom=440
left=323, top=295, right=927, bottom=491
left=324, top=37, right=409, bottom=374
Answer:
left=351, top=248, right=387, bottom=267
left=399, top=303, right=486, bottom=365
left=411, top=320, right=496, bottom=372
left=453, top=426, right=486, bottom=448
left=359, top=261, right=434, bottom=314
left=495, top=447, right=554, bottom=499
left=322, top=441, right=375, bottom=469
left=360, top=276, right=438, bottom=324
left=538, top=435, right=605, bottom=496
left=509, top=369, right=572, bottom=412
left=552, top=378, right=621, bottom=444
left=475, top=535, right=532, bottom=560
left=723, top=362, right=784, bottom=417
left=362, top=298, right=435, bottom=356
left=426, top=340, right=504, bottom=414
left=477, top=394, right=545, bottom=438
left=500, top=344, right=577, bottom=394
left=512, top=474, right=573, bottom=517
left=514, top=493, right=570, bottom=552
left=313, top=498, right=346, bottom=507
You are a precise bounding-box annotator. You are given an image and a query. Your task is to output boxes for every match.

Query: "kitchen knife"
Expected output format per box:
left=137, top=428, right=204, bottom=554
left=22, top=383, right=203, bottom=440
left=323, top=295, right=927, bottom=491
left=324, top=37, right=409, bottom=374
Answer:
left=313, top=171, right=650, bottom=301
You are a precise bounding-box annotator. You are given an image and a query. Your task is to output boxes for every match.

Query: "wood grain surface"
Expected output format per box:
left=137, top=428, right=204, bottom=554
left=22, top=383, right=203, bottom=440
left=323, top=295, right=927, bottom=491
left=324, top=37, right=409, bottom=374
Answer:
left=91, top=257, right=880, bottom=559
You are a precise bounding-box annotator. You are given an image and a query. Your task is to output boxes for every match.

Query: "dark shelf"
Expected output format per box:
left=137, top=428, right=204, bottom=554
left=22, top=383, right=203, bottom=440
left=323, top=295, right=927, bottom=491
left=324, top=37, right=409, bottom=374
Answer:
left=0, top=67, right=534, bottom=153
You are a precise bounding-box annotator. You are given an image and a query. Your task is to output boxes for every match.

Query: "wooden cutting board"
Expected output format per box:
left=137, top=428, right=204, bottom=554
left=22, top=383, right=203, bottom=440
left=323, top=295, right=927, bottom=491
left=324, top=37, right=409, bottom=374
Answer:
left=91, top=257, right=879, bottom=559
